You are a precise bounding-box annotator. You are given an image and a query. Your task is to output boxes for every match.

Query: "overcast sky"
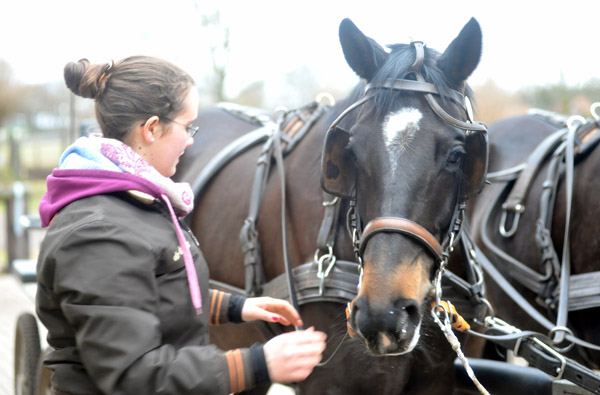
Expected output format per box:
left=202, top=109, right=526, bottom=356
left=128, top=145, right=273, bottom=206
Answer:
left=2, top=0, right=599, bottom=104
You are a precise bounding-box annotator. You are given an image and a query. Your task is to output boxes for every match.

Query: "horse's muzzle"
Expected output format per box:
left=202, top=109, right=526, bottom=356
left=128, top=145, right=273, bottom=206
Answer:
left=349, top=296, right=422, bottom=355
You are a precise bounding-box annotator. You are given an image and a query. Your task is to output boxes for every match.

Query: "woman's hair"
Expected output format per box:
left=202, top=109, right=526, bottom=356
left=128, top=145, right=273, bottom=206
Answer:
left=64, top=56, right=195, bottom=140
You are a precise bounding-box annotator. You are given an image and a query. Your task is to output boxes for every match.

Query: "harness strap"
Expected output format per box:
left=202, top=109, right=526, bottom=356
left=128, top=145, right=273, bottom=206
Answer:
left=364, top=78, right=487, bottom=133
left=480, top=117, right=600, bottom=347
left=366, top=79, right=454, bottom=101
left=481, top=185, right=555, bottom=294
left=240, top=131, right=276, bottom=296
left=191, top=103, right=327, bottom=297
left=499, top=127, right=568, bottom=237
left=280, top=102, right=326, bottom=153
left=272, top=128, right=302, bottom=324
left=472, top=323, right=600, bottom=393
left=359, top=217, right=443, bottom=261
left=410, top=41, right=486, bottom=133
left=188, top=126, right=272, bottom=205
left=565, top=271, right=600, bottom=311
left=553, top=118, right=576, bottom=344
left=482, top=120, right=593, bottom=295
left=468, top=229, right=600, bottom=351
left=209, top=260, right=361, bottom=305
left=423, top=93, right=487, bottom=132
left=316, top=192, right=341, bottom=251
left=535, top=139, right=564, bottom=301
left=482, top=176, right=600, bottom=313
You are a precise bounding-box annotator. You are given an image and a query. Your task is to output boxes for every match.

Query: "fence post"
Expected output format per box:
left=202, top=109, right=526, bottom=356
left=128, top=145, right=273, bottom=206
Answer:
left=5, top=181, right=30, bottom=273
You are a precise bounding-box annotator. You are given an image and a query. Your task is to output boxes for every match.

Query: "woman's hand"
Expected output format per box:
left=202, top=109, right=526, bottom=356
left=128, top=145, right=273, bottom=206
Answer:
left=263, top=327, right=327, bottom=383
left=241, top=297, right=303, bottom=326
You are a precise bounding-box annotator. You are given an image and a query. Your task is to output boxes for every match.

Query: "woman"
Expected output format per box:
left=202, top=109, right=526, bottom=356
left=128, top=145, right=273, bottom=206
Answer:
left=36, top=56, right=326, bottom=394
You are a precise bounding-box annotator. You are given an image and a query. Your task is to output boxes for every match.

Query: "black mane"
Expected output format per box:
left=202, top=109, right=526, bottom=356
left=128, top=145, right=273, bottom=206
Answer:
left=369, top=43, right=458, bottom=118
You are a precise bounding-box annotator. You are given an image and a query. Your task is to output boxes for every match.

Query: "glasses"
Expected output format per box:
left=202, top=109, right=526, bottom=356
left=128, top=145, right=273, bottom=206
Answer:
left=161, top=116, right=200, bottom=137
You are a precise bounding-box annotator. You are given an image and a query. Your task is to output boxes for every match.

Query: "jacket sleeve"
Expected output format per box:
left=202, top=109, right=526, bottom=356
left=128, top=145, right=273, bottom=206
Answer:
left=209, top=290, right=246, bottom=325
left=50, top=219, right=261, bottom=394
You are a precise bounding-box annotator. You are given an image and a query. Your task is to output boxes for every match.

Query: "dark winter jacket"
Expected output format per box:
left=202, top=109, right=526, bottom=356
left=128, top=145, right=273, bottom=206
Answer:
left=36, top=168, right=268, bottom=394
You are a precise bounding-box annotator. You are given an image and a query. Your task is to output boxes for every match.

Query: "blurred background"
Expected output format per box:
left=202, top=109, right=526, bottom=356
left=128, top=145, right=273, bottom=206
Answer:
left=2, top=0, right=600, bottom=270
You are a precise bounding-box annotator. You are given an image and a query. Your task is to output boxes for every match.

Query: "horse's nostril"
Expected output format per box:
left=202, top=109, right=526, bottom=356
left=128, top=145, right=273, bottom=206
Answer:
left=394, top=298, right=421, bottom=327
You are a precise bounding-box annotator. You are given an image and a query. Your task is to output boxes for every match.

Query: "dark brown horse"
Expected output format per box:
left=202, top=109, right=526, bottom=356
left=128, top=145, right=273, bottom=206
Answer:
left=467, top=108, right=600, bottom=370
left=175, top=18, right=487, bottom=394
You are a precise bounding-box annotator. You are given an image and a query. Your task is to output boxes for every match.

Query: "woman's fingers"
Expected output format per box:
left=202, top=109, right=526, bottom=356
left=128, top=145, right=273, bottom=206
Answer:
left=242, top=297, right=304, bottom=326
left=263, top=328, right=327, bottom=383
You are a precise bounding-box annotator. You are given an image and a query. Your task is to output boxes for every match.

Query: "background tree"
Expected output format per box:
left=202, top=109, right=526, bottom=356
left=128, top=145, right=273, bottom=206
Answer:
left=197, top=9, right=231, bottom=105
left=0, top=60, right=27, bottom=128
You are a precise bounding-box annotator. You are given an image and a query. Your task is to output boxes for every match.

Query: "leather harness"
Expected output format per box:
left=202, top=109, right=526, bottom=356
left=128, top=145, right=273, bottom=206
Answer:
left=187, top=47, right=600, bottom=392
left=482, top=110, right=600, bottom=346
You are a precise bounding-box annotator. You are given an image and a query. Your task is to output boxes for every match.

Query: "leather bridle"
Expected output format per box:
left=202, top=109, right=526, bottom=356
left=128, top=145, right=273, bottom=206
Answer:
left=359, top=217, right=444, bottom=262
left=332, top=41, right=487, bottom=269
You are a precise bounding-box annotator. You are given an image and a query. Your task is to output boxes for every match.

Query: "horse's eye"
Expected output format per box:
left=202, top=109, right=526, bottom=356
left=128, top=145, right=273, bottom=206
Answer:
left=448, top=150, right=463, bottom=164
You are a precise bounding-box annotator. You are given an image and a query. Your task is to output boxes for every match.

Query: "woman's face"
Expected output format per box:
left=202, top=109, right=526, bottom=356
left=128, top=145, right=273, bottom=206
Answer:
left=150, top=88, right=199, bottom=177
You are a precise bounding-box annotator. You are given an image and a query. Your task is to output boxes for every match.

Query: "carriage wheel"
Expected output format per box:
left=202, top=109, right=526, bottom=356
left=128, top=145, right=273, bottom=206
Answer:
left=14, top=313, right=41, bottom=395
left=35, top=348, right=52, bottom=395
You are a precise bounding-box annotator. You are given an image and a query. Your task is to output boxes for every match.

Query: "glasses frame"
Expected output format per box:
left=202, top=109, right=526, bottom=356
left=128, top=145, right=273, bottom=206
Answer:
left=161, top=116, right=200, bottom=137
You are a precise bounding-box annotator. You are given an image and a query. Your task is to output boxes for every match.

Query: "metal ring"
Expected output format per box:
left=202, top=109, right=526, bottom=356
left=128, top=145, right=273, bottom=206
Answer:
left=322, top=197, right=339, bottom=207
left=548, top=326, right=575, bottom=352
left=315, top=92, right=336, bottom=106
left=549, top=325, right=574, bottom=338
left=313, top=249, right=321, bottom=264
left=567, top=115, right=586, bottom=131
left=480, top=298, right=495, bottom=319
left=591, top=102, right=600, bottom=120
left=431, top=302, right=451, bottom=325
left=319, top=254, right=337, bottom=278
left=499, top=209, right=520, bottom=237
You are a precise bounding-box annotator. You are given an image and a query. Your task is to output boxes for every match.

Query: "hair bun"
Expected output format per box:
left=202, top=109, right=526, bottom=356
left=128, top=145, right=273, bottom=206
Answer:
left=64, top=58, right=107, bottom=99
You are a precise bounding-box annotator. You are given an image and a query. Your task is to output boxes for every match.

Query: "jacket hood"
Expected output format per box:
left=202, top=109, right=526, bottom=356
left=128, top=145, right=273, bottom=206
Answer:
left=39, top=137, right=202, bottom=314
left=39, top=169, right=166, bottom=227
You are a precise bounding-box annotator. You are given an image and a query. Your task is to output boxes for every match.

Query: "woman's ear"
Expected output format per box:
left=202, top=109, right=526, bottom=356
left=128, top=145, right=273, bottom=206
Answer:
left=141, top=116, right=160, bottom=143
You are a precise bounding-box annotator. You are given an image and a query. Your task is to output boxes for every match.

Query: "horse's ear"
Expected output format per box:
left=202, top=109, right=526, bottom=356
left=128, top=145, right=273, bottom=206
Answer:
left=321, top=127, right=355, bottom=198
left=339, top=18, right=388, bottom=81
left=438, top=18, right=482, bottom=86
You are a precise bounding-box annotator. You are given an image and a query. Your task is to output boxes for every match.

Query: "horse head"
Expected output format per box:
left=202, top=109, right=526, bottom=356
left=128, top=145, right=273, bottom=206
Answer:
left=322, top=18, right=487, bottom=355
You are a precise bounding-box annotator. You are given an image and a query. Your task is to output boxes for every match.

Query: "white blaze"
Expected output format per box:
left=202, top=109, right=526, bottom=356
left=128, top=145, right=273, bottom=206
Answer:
left=382, top=107, right=423, bottom=175
left=383, top=107, right=422, bottom=148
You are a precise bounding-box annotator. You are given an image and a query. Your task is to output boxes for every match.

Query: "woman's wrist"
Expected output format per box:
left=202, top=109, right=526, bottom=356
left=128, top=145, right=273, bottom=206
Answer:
left=249, top=343, right=270, bottom=384
left=228, top=294, right=246, bottom=323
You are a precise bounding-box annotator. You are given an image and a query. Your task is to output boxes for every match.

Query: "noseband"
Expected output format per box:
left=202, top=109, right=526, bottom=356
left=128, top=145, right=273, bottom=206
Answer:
left=335, top=41, right=487, bottom=267
left=358, top=217, right=444, bottom=262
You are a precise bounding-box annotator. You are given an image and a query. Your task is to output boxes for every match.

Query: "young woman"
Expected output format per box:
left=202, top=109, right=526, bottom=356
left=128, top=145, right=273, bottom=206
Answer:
left=36, top=56, right=326, bottom=394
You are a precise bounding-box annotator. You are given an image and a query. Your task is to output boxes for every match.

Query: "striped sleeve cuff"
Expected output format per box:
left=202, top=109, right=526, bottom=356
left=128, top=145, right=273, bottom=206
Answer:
left=209, top=291, right=247, bottom=325
left=209, top=290, right=231, bottom=325
left=224, top=345, right=269, bottom=393
left=224, top=348, right=254, bottom=393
